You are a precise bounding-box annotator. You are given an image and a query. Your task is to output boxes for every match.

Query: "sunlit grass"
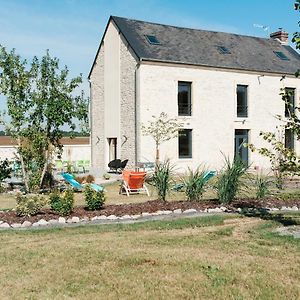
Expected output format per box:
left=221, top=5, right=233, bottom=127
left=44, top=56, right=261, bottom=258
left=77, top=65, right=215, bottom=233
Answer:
left=0, top=215, right=299, bottom=299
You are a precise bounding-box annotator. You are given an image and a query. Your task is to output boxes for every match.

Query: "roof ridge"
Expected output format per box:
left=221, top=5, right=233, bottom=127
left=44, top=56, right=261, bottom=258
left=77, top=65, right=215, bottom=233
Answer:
left=111, top=15, right=273, bottom=42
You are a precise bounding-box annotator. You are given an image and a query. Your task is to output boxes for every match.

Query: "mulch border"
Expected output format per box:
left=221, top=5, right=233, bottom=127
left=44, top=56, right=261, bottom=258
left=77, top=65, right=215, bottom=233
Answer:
left=0, top=197, right=300, bottom=229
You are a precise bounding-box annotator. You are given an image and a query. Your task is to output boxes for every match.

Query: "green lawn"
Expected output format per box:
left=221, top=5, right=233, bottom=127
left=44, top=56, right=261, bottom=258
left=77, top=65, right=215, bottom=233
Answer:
left=0, top=214, right=299, bottom=299
left=0, top=181, right=217, bottom=210
left=0, top=176, right=293, bottom=210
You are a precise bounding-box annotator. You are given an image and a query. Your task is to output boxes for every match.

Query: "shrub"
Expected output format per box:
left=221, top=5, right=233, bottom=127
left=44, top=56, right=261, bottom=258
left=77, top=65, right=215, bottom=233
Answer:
left=0, top=159, right=11, bottom=182
left=16, top=193, right=48, bottom=217
left=49, top=189, right=74, bottom=216
left=86, top=174, right=95, bottom=183
left=152, top=159, right=174, bottom=201
left=254, top=173, right=270, bottom=199
left=182, top=167, right=208, bottom=201
left=75, top=176, right=86, bottom=184
left=216, top=157, right=248, bottom=204
left=84, top=184, right=106, bottom=210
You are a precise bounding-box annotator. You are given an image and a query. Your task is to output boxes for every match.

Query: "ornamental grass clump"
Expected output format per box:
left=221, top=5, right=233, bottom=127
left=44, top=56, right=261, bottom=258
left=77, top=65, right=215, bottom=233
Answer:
left=216, top=157, right=248, bottom=204
left=182, top=167, right=208, bottom=201
left=254, top=173, right=270, bottom=199
left=152, top=159, right=174, bottom=201
left=84, top=184, right=105, bottom=210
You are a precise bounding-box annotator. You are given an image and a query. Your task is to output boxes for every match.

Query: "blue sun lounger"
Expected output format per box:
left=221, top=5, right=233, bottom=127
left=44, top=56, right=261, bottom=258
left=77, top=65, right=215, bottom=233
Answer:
left=173, top=170, right=217, bottom=192
left=61, top=173, right=104, bottom=192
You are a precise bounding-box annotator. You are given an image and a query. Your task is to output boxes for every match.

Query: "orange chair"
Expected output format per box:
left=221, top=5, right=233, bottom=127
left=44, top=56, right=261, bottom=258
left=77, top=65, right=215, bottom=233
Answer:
left=120, top=170, right=150, bottom=196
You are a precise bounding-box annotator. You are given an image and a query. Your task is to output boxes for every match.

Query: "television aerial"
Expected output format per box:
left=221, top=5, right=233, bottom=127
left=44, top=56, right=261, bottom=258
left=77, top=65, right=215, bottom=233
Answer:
left=253, top=24, right=270, bottom=37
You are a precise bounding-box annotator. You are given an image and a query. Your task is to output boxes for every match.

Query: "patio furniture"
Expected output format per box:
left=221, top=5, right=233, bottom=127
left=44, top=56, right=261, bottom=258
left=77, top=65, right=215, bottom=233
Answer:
left=55, top=160, right=64, bottom=172
left=136, top=162, right=155, bottom=172
left=119, top=159, right=128, bottom=171
left=84, top=160, right=90, bottom=172
left=108, top=159, right=121, bottom=173
left=108, top=159, right=128, bottom=173
left=12, top=161, right=22, bottom=177
left=77, top=160, right=86, bottom=173
left=173, top=170, right=217, bottom=191
left=61, top=172, right=104, bottom=192
left=120, top=170, right=149, bottom=197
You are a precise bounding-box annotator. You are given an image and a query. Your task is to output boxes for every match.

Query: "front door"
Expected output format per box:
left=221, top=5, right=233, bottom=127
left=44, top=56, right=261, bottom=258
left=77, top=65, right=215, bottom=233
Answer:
left=234, top=129, right=249, bottom=165
left=108, top=138, right=117, bottom=161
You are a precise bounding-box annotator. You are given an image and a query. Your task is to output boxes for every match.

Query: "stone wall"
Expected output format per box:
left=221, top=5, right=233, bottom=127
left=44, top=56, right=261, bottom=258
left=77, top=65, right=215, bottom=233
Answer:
left=120, top=37, right=138, bottom=168
left=90, top=46, right=105, bottom=175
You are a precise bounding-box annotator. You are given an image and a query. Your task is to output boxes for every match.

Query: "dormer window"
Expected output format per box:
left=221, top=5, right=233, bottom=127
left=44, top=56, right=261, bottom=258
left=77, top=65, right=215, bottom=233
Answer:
left=145, top=35, right=160, bottom=45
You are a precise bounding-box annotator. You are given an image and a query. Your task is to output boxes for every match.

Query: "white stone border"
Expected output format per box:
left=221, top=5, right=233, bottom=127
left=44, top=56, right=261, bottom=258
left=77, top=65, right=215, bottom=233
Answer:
left=0, top=205, right=299, bottom=229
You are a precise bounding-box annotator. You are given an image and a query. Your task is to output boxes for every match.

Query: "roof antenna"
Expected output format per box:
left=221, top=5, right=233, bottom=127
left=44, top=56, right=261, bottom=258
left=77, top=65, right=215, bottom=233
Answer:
left=253, top=24, right=270, bottom=37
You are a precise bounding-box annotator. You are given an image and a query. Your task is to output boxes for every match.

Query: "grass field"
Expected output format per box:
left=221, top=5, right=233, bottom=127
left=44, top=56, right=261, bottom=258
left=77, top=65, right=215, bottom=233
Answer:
left=0, top=180, right=213, bottom=210
left=0, top=214, right=299, bottom=299
left=0, top=177, right=296, bottom=210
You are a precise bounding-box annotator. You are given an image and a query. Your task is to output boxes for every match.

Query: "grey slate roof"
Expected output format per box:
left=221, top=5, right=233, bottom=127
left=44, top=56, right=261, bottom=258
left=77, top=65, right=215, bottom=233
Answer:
left=110, top=16, right=300, bottom=75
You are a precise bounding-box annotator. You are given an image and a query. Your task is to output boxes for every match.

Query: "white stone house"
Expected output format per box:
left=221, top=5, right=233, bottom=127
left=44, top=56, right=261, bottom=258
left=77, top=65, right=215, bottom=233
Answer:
left=89, top=16, right=300, bottom=173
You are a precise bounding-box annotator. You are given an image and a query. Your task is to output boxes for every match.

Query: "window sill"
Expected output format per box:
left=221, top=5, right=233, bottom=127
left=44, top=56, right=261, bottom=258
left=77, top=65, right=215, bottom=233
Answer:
left=234, top=118, right=248, bottom=123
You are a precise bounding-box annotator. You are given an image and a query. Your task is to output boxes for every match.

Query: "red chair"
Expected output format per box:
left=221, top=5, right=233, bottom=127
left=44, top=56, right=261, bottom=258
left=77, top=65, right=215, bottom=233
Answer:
left=120, top=170, right=150, bottom=196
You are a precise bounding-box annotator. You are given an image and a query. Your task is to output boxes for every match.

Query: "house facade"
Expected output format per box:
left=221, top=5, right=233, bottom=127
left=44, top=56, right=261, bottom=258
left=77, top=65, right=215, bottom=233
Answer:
left=89, top=16, right=300, bottom=174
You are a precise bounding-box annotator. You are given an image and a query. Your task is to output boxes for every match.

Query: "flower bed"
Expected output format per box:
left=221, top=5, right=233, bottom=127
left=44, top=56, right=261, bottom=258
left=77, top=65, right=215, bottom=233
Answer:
left=0, top=198, right=299, bottom=229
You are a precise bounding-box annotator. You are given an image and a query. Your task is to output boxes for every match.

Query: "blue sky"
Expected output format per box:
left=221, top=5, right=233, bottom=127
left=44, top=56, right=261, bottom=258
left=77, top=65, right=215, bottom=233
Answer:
left=0, top=0, right=299, bottom=111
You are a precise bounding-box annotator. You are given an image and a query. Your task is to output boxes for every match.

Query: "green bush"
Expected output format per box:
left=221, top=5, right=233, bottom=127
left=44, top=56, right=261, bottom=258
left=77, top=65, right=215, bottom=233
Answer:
left=152, top=159, right=174, bottom=201
left=216, top=157, right=248, bottom=204
left=182, top=167, right=208, bottom=201
left=254, top=173, right=270, bottom=199
left=84, top=184, right=105, bottom=210
left=0, top=159, right=11, bottom=182
left=16, top=193, right=48, bottom=217
left=49, top=189, right=74, bottom=216
left=86, top=174, right=95, bottom=183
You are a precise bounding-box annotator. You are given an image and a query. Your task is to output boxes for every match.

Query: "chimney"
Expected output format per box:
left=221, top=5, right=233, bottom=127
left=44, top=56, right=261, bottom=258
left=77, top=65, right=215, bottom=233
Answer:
left=270, top=28, right=288, bottom=45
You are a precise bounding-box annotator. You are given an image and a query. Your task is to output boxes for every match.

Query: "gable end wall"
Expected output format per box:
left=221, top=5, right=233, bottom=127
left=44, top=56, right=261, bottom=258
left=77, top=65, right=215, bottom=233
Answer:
left=120, top=36, right=138, bottom=168
left=90, top=46, right=105, bottom=174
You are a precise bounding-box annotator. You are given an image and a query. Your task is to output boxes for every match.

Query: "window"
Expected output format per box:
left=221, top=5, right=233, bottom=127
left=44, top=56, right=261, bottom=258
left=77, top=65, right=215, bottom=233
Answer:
left=285, top=129, right=294, bottom=150
left=178, top=81, right=192, bottom=116
left=237, top=85, right=248, bottom=117
left=234, top=129, right=249, bottom=165
left=284, top=88, right=295, bottom=117
left=274, top=51, right=289, bottom=61
left=217, top=46, right=231, bottom=54
left=179, top=129, right=192, bottom=158
left=145, top=35, right=160, bottom=45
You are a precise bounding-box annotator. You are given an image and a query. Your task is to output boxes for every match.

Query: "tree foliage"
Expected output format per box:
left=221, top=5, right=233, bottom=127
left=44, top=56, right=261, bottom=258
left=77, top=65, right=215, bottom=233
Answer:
left=0, top=159, right=11, bottom=183
left=141, top=112, right=183, bottom=164
left=0, top=46, right=89, bottom=192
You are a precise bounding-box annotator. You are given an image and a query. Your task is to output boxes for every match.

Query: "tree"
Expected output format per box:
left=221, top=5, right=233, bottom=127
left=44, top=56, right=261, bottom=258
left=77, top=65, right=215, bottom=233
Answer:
left=141, top=112, right=183, bottom=165
left=0, top=159, right=12, bottom=183
left=0, top=46, right=89, bottom=192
